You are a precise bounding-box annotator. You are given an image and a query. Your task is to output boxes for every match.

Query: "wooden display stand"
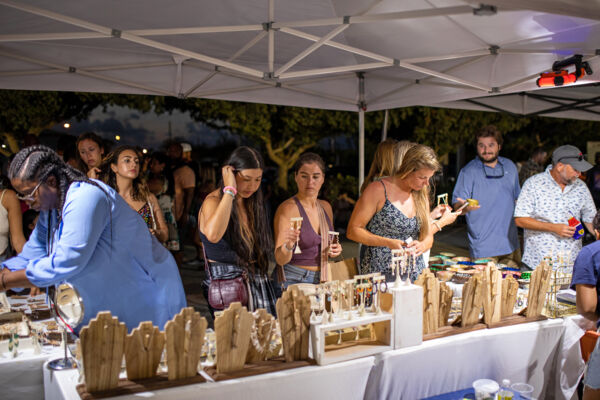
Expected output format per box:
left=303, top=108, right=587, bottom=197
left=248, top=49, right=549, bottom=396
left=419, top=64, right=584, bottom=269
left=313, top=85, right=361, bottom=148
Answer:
left=276, top=286, right=311, bottom=362
left=165, top=307, right=207, bottom=380
left=124, top=321, right=165, bottom=380
left=310, top=311, right=393, bottom=365
left=214, top=302, right=252, bottom=373
left=80, top=312, right=127, bottom=393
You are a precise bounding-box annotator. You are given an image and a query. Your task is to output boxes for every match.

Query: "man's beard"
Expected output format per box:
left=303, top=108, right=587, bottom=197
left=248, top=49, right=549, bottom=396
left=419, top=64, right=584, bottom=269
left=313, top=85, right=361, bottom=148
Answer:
left=478, top=153, right=498, bottom=164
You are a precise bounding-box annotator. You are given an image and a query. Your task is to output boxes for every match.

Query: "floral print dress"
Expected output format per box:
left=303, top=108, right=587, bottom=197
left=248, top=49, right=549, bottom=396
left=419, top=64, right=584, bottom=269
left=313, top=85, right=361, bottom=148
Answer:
left=360, top=181, right=425, bottom=282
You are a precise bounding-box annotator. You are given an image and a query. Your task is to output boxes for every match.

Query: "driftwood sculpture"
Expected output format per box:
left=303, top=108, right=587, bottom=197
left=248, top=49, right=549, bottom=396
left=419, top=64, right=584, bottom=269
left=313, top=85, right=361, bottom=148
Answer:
left=501, top=275, right=519, bottom=317
left=276, top=286, right=311, bottom=362
left=415, top=268, right=439, bottom=334
left=462, top=273, right=484, bottom=327
left=80, top=312, right=127, bottom=392
left=526, top=262, right=552, bottom=317
left=438, top=282, right=453, bottom=328
left=165, top=307, right=207, bottom=380
left=246, top=309, right=276, bottom=363
left=482, top=265, right=502, bottom=324
left=124, top=321, right=165, bottom=380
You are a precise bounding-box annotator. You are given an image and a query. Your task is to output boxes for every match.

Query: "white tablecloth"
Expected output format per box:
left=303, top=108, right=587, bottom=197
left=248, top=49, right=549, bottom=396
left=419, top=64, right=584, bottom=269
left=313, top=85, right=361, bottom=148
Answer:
left=0, top=340, right=62, bottom=400
left=364, top=318, right=578, bottom=400
left=43, top=317, right=588, bottom=400
left=44, top=355, right=376, bottom=400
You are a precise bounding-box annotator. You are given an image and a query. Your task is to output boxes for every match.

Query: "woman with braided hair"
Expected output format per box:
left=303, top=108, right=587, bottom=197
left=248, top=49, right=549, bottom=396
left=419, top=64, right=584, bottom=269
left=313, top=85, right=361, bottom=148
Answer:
left=0, top=145, right=186, bottom=331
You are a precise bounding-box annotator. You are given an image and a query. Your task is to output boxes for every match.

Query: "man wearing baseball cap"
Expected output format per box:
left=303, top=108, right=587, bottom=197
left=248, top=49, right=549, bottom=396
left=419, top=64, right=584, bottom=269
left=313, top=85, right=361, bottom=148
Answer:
left=514, top=145, right=596, bottom=269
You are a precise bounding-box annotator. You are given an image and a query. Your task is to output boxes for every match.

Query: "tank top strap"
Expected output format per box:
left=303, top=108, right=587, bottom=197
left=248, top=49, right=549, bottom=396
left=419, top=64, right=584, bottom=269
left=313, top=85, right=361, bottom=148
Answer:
left=0, top=189, right=5, bottom=204
left=379, top=180, right=388, bottom=200
left=293, top=196, right=310, bottom=221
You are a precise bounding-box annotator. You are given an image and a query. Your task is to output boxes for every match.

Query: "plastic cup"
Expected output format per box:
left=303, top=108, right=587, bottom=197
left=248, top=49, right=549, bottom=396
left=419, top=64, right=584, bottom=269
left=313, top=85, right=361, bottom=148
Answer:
left=473, top=379, right=499, bottom=400
left=511, top=383, right=534, bottom=399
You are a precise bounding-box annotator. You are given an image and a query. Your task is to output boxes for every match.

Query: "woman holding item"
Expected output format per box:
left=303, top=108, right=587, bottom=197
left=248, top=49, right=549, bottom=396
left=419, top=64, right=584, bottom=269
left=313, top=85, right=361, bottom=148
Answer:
left=76, top=132, right=105, bottom=179
left=273, top=153, right=342, bottom=293
left=198, top=146, right=277, bottom=315
left=348, top=144, right=451, bottom=281
left=99, top=145, right=168, bottom=243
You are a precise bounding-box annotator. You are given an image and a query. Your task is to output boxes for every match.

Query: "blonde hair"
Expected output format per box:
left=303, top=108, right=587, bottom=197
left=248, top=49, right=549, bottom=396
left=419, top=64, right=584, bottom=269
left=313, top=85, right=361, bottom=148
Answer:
left=361, top=140, right=415, bottom=193
left=395, top=144, right=441, bottom=240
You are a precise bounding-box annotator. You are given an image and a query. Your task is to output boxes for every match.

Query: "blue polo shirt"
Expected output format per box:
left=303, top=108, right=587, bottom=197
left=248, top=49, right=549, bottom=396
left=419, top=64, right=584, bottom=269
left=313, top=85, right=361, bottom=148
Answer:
left=452, top=156, right=520, bottom=258
left=571, top=240, right=600, bottom=317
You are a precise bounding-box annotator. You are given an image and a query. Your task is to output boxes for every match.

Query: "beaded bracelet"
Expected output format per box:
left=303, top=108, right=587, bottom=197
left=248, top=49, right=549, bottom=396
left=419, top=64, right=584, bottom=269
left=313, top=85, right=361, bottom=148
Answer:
left=223, top=189, right=235, bottom=199
left=223, top=186, right=237, bottom=196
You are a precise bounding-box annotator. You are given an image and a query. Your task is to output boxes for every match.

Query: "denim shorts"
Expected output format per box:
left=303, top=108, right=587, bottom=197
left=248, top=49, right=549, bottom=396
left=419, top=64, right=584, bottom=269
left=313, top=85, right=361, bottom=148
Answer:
left=585, top=333, right=600, bottom=389
left=273, top=264, right=319, bottom=297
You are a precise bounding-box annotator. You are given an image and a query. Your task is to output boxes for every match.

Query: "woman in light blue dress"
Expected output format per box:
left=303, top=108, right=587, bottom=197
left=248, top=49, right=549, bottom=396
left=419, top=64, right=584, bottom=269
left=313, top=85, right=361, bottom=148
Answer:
left=0, top=145, right=186, bottom=332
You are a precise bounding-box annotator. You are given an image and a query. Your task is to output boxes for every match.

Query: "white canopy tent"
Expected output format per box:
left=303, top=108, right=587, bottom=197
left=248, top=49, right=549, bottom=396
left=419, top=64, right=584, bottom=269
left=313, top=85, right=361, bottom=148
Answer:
left=0, top=0, right=599, bottom=184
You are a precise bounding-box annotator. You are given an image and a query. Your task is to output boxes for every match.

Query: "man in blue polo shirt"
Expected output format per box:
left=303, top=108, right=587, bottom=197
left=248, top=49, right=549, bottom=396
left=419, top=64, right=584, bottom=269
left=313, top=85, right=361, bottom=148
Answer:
left=452, top=125, right=521, bottom=263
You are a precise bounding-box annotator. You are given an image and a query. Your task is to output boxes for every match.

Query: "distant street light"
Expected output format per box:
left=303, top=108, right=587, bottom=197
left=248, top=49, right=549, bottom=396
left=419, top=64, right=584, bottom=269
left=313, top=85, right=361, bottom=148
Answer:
left=115, top=135, right=121, bottom=141
left=63, top=123, right=70, bottom=128
left=142, top=149, right=148, bottom=154
left=1, top=144, right=6, bottom=149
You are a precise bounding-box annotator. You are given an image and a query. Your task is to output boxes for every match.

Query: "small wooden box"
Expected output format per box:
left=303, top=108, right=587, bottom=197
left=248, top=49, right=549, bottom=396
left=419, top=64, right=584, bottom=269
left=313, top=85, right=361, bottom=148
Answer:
left=310, top=312, right=393, bottom=365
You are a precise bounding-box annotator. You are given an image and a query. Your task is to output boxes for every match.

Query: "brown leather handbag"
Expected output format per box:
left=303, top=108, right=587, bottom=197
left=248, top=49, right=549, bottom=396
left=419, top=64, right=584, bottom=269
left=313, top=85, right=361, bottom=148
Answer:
left=202, top=246, right=249, bottom=310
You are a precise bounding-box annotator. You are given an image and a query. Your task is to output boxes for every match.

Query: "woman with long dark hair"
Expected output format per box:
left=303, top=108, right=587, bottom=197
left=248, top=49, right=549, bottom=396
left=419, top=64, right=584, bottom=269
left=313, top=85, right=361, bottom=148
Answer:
left=99, top=146, right=168, bottom=243
left=76, top=132, right=105, bottom=178
left=198, top=146, right=276, bottom=315
left=0, top=145, right=186, bottom=331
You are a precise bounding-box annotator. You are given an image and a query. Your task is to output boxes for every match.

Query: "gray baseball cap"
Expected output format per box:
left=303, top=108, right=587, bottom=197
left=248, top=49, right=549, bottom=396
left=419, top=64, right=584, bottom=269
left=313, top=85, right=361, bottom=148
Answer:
left=552, top=145, right=593, bottom=172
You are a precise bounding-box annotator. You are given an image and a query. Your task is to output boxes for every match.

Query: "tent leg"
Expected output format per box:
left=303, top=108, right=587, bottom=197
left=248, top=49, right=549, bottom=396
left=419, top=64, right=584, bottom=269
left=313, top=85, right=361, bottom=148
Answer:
left=381, top=109, right=389, bottom=141
left=359, top=108, right=365, bottom=192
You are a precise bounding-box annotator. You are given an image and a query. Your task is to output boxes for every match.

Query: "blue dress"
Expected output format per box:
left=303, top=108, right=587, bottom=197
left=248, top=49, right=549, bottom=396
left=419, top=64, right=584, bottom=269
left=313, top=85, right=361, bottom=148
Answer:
left=360, top=181, right=425, bottom=282
left=3, top=180, right=186, bottom=332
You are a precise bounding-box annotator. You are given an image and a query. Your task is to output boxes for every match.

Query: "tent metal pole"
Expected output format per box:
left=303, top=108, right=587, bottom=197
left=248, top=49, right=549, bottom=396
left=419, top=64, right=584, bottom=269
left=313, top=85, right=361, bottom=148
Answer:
left=276, top=25, right=348, bottom=76
left=358, top=72, right=366, bottom=191
left=401, top=49, right=490, bottom=64
left=280, top=27, right=393, bottom=63
left=0, top=0, right=264, bottom=79
left=381, top=109, right=389, bottom=141
left=399, top=61, right=491, bottom=92
left=268, top=0, right=275, bottom=74
left=0, top=61, right=174, bottom=77
left=280, top=62, right=388, bottom=79
left=0, top=49, right=173, bottom=96
left=272, top=5, right=474, bottom=29
left=369, top=55, right=488, bottom=104
left=184, top=31, right=267, bottom=97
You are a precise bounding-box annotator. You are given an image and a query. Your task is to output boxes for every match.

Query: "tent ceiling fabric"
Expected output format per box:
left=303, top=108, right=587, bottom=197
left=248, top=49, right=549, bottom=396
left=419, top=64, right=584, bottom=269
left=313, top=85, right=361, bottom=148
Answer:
left=0, top=0, right=599, bottom=114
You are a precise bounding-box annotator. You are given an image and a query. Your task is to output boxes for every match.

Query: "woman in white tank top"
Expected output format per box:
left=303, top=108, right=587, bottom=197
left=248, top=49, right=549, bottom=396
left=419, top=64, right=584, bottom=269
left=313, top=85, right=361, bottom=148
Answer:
left=0, top=187, right=26, bottom=260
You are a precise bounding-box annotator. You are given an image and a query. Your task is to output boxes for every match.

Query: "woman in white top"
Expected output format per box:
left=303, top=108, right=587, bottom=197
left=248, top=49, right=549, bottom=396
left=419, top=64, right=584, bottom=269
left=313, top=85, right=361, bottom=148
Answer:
left=0, top=186, right=26, bottom=260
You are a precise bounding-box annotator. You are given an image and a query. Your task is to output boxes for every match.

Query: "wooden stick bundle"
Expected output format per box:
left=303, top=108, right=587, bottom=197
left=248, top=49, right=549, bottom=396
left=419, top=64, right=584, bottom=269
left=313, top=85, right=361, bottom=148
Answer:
left=482, top=265, right=502, bottom=324
left=462, top=273, right=484, bottom=327
left=438, top=282, right=453, bottom=328
left=501, top=275, right=519, bottom=317
left=415, top=268, right=439, bottom=334
left=526, top=262, right=552, bottom=317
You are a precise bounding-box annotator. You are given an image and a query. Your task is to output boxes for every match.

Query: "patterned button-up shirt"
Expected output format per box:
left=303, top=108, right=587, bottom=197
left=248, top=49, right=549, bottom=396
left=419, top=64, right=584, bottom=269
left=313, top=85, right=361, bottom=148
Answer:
left=514, top=165, right=596, bottom=269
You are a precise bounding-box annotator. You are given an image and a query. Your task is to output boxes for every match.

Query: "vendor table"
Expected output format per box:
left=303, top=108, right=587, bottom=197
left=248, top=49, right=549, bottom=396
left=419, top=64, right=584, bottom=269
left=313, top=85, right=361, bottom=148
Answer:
left=44, top=355, right=376, bottom=400
left=43, top=317, right=589, bottom=400
left=0, top=340, right=62, bottom=400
